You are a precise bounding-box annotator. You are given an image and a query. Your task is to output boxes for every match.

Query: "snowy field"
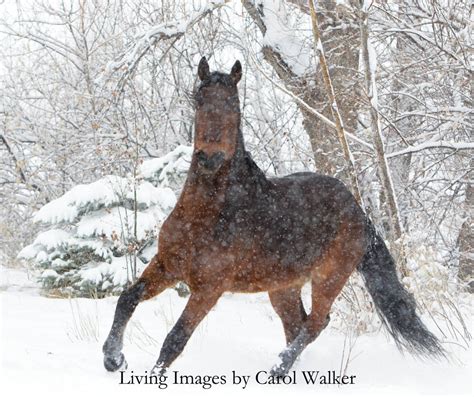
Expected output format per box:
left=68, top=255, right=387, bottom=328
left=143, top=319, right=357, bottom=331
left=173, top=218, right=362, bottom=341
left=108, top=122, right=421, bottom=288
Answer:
left=1, top=267, right=472, bottom=397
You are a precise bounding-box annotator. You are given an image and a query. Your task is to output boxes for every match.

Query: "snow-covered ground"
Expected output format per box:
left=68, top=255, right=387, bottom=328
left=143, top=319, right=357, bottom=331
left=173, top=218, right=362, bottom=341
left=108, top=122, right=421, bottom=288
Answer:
left=1, top=267, right=472, bottom=397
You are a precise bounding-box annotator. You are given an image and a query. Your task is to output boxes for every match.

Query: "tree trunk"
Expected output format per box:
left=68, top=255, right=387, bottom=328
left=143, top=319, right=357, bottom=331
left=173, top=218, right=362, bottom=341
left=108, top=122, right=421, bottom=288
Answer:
left=243, top=0, right=361, bottom=183
left=458, top=167, right=473, bottom=292
left=308, top=0, right=361, bottom=202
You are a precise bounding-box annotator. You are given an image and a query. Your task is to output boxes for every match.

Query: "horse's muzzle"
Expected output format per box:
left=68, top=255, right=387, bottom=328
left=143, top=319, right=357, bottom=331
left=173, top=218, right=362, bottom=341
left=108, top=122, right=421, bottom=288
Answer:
left=196, top=150, right=225, bottom=174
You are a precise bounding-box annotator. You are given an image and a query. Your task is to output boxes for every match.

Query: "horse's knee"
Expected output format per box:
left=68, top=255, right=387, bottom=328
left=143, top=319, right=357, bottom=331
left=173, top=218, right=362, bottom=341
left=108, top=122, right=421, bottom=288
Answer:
left=119, top=281, right=146, bottom=309
left=138, top=258, right=177, bottom=300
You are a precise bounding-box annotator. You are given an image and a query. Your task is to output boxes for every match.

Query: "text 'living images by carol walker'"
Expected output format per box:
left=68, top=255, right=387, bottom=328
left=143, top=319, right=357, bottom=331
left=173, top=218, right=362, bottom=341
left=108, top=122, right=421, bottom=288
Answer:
left=119, top=369, right=357, bottom=389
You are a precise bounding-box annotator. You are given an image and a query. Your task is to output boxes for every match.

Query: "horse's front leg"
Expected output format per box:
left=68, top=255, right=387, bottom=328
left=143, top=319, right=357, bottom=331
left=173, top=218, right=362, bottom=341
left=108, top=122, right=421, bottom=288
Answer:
left=151, top=288, right=222, bottom=375
left=103, top=256, right=176, bottom=371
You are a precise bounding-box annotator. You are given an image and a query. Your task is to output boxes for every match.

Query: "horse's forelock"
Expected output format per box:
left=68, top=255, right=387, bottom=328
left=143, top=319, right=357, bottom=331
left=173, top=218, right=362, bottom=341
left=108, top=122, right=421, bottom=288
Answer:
left=199, top=72, right=235, bottom=88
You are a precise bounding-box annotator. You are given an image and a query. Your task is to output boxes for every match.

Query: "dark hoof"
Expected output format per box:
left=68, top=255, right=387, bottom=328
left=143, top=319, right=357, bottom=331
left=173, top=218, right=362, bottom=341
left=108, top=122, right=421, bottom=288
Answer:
left=104, top=353, right=127, bottom=372
left=270, top=364, right=289, bottom=378
left=151, top=364, right=166, bottom=376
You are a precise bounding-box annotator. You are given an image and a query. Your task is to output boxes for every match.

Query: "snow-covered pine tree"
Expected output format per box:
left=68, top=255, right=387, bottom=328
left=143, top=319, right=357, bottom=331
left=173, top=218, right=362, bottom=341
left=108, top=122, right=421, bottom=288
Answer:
left=18, top=146, right=192, bottom=297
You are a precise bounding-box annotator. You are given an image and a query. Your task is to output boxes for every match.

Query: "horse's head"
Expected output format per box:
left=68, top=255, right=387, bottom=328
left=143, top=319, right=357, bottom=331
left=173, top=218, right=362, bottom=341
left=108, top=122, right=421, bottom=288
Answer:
left=193, top=57, right=242, bottom=175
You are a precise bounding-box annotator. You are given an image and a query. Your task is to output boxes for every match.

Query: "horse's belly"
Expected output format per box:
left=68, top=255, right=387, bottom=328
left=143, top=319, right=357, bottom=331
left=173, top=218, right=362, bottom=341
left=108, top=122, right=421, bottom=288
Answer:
left=226, top=245, right=320, bottom=293
left=160, top=212, right=333, bottom=292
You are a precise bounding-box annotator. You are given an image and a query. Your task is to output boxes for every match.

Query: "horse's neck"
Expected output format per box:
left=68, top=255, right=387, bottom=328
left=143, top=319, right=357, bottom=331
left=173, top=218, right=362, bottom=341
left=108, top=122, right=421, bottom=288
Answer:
left=231, top=150, right=267, bottom=186
left=179, top=145, right=268, bottom=214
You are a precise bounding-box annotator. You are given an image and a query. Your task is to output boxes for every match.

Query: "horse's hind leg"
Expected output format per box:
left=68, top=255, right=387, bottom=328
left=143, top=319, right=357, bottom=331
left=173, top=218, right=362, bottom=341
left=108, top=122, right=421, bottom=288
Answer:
left=103, top=256, right=176, bottom=372
left=271, top=218, right=367, bottom=376
left=269, top=286, right=307, bottom=345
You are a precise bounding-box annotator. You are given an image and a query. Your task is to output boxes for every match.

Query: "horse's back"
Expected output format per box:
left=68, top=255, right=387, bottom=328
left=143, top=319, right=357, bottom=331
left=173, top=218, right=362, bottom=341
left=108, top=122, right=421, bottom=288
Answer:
left=269, top=171, right=360, bottom=216
left=251, top=171, right=364, bottom=267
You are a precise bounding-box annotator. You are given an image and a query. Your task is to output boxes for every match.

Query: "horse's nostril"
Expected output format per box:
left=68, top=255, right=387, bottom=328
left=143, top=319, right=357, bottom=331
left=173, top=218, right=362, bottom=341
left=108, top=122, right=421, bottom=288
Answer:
left=209, top=151, right=225, bottom=168
left=196, top=150, right=207, bottom=163
left=196, top=150, right=225, bottom=172
left=212, top=151, right=225, bottom=163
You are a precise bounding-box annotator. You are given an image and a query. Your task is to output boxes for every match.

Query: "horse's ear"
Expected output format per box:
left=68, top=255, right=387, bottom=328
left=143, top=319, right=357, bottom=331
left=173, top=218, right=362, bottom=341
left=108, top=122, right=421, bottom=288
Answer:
left=230, top=60, right=242, bottom=84
left=198, top=57, right=210, bottom=81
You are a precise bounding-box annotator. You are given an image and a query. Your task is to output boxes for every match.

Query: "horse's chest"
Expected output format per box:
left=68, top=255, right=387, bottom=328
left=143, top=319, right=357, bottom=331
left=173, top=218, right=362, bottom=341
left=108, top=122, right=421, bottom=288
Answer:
left=159, top=211, right=233, bottom=265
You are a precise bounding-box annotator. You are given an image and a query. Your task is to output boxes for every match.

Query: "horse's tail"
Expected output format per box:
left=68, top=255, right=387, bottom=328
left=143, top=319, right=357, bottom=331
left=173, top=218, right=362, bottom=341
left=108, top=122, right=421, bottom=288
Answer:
left=357, top=220, right=445, bottom=358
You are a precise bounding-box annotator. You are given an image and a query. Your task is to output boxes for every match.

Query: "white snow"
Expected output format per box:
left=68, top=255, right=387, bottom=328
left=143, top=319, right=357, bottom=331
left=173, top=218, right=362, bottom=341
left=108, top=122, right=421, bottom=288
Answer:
left=367, top=38, right=377, bottom=76
left=17, top=229, right=72, bottom=258
left=362, top=0, right=372, bottom=12
left=33, top=175, right=175, bottom=225
left=316, top=38, right=324, bottom=54
left=32, top=229, right=71, bottom=250
left=260, top=0, right=310, bottom=76
left=140, top=242, right=159, bottom=263
left=16, top=243, right=40, bottom=260
left=41, top=268, right=59, bottom=279
left=67, top=238, right=112, bottom=260
left=34, top=175, right=129, bottom=224
left=106, top=2, right=226, bottom=76
left=34, top=198, right=80, bottom=224
left=387, top=141, right=474, bottom=158
left=130, top=183, right=177, bottom=210
left=140, top=145, right=192, bottom=186
left=76, top=207, right=166, bottom=240
left=77, top=257, right=145, bottom=288
left=18, top=147, right=184, bottom=294
left=0, top=268, right=472, bottom=397
left=153, top=187, right=178, bottom=210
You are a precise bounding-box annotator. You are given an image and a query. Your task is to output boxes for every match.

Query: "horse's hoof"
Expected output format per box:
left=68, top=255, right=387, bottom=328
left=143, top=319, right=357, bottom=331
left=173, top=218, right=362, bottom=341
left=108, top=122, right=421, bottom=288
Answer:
left=104, top=353, right=127, bottom=372
left=270, top=364, right=288, bottom=378
left=151, top=363, right=166, bottom=376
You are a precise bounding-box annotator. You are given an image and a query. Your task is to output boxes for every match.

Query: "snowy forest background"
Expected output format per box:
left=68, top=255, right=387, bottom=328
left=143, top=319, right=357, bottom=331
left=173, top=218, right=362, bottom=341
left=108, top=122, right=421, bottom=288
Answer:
left=0, top=1, right=472, bottom=394
left=0, top=0, right=473, bottom=359
left=1, top=0, right=471, bottom=295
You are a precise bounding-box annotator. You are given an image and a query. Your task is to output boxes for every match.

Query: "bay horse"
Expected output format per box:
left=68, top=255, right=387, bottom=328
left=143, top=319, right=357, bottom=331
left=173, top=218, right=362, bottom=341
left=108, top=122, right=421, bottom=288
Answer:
left=103, top=57, right=443, bottom=376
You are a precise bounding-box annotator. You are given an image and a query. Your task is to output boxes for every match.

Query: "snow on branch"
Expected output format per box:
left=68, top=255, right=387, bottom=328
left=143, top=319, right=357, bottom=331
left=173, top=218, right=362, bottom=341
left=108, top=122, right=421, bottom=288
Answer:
left=33, top=157, right=182, bottom=225
left=105, top=1, right=227, bottom=91
left=258, top=0, right=310, bottom=76
left=383, top=27, right=472, bottom=72
left=248, top=51, right=373, bottom=150
left=34, top=175, right=129, bottom=224
left=387, top=141, right=474, bottom=158
left=18, top=145, right=192, bottom=296
left=76, top=207, right=166, bottom=240
left=140, top=145, right=192, bottom=186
